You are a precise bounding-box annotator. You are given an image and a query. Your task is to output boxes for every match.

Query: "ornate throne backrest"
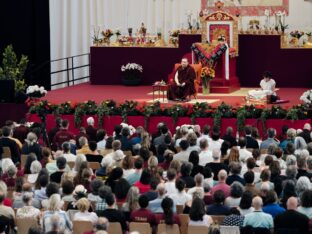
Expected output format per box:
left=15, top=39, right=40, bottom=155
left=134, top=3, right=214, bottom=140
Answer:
left=201, top=11, right=238, bottom=52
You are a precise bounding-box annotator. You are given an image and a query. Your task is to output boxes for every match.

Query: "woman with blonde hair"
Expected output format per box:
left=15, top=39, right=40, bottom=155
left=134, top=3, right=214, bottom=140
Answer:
left=141, top=131, right=151, bottom=149
left=224, top=147, right=240, bottom=165
left=148, top=155, right=159, bottom=177
left=122, top=154, right=135, bottom=178
left=122, top=186, right=140, bottom=221
left=42, top=194, right=72, bottom=233
left=73, top=198, right=98, bottom=224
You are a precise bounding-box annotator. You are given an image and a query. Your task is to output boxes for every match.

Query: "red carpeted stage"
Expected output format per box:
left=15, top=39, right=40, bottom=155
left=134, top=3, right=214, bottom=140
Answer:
left=45, top=82, right=306, bottom=108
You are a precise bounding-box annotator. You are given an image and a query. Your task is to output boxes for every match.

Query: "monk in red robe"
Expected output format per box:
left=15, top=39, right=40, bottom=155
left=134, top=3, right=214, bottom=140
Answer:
left=167, top=58, right=196, bottom=101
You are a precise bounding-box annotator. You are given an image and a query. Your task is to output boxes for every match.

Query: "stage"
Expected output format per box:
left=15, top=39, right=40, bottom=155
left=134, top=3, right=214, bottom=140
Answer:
left=44, top=82, right=306, bottom=108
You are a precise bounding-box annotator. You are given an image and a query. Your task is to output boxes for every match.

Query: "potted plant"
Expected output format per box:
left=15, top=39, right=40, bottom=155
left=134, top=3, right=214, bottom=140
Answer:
left=0, top=45, right=29, bottom=103
left=121, top=63, right=143, bottom=86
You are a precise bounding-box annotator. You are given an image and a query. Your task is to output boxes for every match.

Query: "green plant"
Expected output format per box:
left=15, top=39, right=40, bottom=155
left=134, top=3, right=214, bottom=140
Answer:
left=119, top=100, right=140, bottom=123
left=168, top=104, right=189, bottom=124
left=213, top=110, right=222, bottom=130
left=15, top=79, right=27, bottom=92
left=74, top=104, right=85, bottom=127
left=236, top=107, right=246, bottom=133
left=0, top=45, right=29, bottom=80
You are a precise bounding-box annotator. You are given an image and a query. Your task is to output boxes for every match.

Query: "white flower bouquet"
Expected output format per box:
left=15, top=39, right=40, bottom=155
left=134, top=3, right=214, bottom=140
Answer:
left=300, top=90, right=312, bottom=105
left=26, top=85, right=47, bottom=98
left=121, top=63, right=143, bottom=73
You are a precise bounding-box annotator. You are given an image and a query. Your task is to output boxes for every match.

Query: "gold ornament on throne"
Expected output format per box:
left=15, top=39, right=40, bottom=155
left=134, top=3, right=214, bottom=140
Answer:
left=211, top=28, right=227, bottom=45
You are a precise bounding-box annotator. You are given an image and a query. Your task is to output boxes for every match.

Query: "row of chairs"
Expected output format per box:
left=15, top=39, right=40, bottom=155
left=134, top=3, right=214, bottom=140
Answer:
left=14, top=214, right=228, bottom=234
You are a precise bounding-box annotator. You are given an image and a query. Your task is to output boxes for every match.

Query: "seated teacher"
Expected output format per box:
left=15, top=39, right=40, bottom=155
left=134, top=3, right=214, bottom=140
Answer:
left=167, top=58, right=196, bottom=102
left=247, top=71, right=278, bottom=103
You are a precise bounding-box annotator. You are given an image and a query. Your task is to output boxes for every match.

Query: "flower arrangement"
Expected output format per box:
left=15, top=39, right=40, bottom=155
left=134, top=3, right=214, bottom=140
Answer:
left=170, top=30, right=180, bottom=38
left=300, top=90, right=312, bottom=105
left=306, top=32, right=312, bottom=37
left=115, top=29, right=121, bottom=37
left=154, top=80, right=166, bottom=86
left=200, top=66, right=215, bottom=94
left=28, top=100, right=312, bottom=130
left=290, top=31, right=304, bottom=39
left=26, top=85, right=47, bottom=98
left=121, top=63, right=143, bottom=85
left=121, top=63, right=143, bottom=73
left=102, top=29, right=114, bottom=38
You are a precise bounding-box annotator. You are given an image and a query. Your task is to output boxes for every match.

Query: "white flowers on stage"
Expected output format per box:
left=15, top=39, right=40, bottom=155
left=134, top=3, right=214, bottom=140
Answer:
left=121, top=63, right=143, bottom=73
left=300, top=90, right=312, bottom=105
left=26, top=85, right=48, bottom=98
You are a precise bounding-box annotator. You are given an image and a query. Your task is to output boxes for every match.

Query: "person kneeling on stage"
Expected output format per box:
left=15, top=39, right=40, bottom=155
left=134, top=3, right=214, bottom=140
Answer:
left=247, top=71, right=278, bottom=103
left=167, top=58, right=196, bottom=102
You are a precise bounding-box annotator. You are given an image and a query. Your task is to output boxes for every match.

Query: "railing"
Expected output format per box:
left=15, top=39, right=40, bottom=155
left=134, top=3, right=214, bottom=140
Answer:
left=50, top=53, right=90, bottom=88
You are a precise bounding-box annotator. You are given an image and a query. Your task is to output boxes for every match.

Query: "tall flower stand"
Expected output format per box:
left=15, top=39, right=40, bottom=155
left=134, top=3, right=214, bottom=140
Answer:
left=202, top=80, right=210, bottom=95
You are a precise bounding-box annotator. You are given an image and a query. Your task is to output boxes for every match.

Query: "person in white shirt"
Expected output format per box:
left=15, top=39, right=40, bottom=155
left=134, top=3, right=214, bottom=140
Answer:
left=199, top=138, right=213, bottom=166
left=187, top=132, right=200, bottom=152
left=96, top=129, right=107, bottom=151
left=173, top=140, right=190, bottom=163
left=209, top=130, right=224, bottom=152
left=74, top=198, right=98, bottom=224
left=101, top=140, right=121, bottom=168
left=247, top=71, right=277, bottom=103
left=61, top=142, right=76, bottom=162
left=175, top=125, right=189, bottom=147
left=197, top=125, right=212, bottom=145
left=169, top=179, right=192, bottom=206
left=238, top=137, right=252, bottom=163
left=164, top=169, right=178, bottom=195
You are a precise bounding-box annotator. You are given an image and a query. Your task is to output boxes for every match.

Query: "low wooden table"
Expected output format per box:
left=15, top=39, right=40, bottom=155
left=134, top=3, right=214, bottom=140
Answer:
left=152, top=84, right=168, bottom=102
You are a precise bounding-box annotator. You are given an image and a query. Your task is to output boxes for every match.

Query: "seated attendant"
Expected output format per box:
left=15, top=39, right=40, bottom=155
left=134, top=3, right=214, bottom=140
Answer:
left=167, top=58, right=196, bottom=101
left=247, top=71, right=277, bottom=103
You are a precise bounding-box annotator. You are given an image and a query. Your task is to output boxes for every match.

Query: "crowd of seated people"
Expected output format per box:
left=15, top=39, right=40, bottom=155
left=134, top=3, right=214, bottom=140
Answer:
left=0, top=117, right=312, bottom=234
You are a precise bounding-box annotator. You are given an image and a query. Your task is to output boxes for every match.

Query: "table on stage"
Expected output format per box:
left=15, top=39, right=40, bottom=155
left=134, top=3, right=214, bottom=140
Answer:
left=90, top=34, right=202, bottom=85
left=152, top=84, right=168, bottom=102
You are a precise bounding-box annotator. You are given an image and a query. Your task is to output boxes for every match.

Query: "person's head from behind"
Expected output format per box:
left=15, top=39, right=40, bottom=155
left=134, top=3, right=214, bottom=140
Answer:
left=189, top=197, right=206, bottom=221
left=2, top=126, right=12, bottom=137
left=265, top=190, right=278, bottom=205
left=134, top=157, right=143, bottom=170
left=7, top=165, right=17, bottom=178
left=139, top=147, right=150, bottom=162
left=96, top=129, right=106, bottom=142
left=244, top=125, right=252, bottom=135
left=38, top=174, right=49, bottom=188
left=230, top=182, right=244, bottom=198
left=252, top=196, right=263, bottom=210
left=260, top=169, right=271, bottom=182
left=105, top=137, right=113, bottom=149
left=98, top=185, right=112, bottom=199
left=179, top=140, right=189, bottom=151
left=212, top=149, right=221, bottom=161
left=90, top=179, right=104, bottom=196
left=138, top=195, right=149, bottom=209
left=76, top=197, right=91, bottom=212
left=140, top=168, right=152, bottom=185
left=244, top=171, right=255, bottom=184
left=61, top=119, right=69, bottom=129
left=180, top=162, right=192, bottom=177
left=194, top=173, right=204, bottom=187
left=46, top=182, right=60, bottom=198
left=229, top=161, right=242, bottom=175
left=88, top=141, right=97, bottom=152
left=189, top=151, right=200, bottom=165
left=62, top=142, right=71, bottom=153
left=175, top=179, right=186, bottom=193
left=286, top=196, right=298, bottom=211
left=238, top=137, right=247, bottom=148
left=167, top=168, right=176, bottom=181
left=300, top=190, right=312, bottom=208
left=112, top=140, right=122, bottom=151
left=48, top=193, right=63, bottom=211
left=62, top=180, right=75, bottom=196
left=22, top=192, right=34, bottom=205
left=239, top=190, right=253, bottom=210
left=267, top=128, right=276, bottom=139
left=105, top=192, right=115, bottom=207
left=199, top=138, right=208, bottom=151
left=213, top=190, right=225, bottom=204
left=218, top=170, right=227, bottom=182
left=56, top=156, right=67, bottom=171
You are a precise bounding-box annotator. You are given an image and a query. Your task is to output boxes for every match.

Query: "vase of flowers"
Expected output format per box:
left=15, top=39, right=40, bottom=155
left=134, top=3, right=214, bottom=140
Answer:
left=26, top=85, right=47, bottom=101
left=169, top=30, right=180, bottom=47
left=102, top=29, right=113, bottom=45
left=300, top=89, right=312, bottom=107
left=121, top=63, right=143, bottom=86
left=201, top=67, right=215, bottom=94
left=290, top=31, right=304, bottom=46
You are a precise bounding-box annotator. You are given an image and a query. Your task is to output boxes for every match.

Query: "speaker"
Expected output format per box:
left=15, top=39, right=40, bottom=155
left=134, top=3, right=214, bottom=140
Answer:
left=0, top=80, right=15, bottom=103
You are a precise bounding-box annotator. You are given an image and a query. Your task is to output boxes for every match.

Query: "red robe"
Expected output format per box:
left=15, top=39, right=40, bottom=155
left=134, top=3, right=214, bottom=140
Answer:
left=167, top=65, right=196, bottom=100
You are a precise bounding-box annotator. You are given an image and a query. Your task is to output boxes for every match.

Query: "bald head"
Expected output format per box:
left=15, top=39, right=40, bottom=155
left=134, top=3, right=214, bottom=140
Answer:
left=287, top=197, right=298, bottom=210
left=218, top=170, right=227, bottom=182
left=252, top=196, right=263, bottom=210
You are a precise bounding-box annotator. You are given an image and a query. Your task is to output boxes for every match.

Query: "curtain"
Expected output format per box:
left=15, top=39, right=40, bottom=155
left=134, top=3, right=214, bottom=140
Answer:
left=49, top=0, right=201, bottom=89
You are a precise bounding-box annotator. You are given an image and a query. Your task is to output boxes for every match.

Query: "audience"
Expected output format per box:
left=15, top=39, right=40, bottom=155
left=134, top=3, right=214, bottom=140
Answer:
left=0, top=119, right=312, bottom=233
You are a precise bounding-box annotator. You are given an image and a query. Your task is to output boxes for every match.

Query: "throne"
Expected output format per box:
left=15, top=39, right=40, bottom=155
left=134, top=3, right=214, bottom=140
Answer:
left=195, top=10, right=240, bottom=93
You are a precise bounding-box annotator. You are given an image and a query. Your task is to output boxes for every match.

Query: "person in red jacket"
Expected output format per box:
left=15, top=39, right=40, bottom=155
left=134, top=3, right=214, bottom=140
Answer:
left=53, top=119, right=74, bottom=150
left=130, top=195, right=156, bottom=225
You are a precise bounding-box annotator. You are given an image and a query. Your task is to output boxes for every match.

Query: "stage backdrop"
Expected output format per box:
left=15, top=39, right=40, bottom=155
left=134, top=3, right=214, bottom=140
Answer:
left=202, top=0, right=289, bottom=16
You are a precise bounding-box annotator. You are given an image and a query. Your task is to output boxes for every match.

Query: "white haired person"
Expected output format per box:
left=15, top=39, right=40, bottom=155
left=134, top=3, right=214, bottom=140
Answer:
left=27, top=160, right=42, bottom=184
left=298, top=123, right=311, bottom=144
left=16, top=192, right=40, bottom=218
left=21, top=132, right=42, bottom=160
left=42, top=194, right=72, bottom=233
left=247, top=71, right=278, bottom=103
left=86, top=116, right=97, bottom=142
